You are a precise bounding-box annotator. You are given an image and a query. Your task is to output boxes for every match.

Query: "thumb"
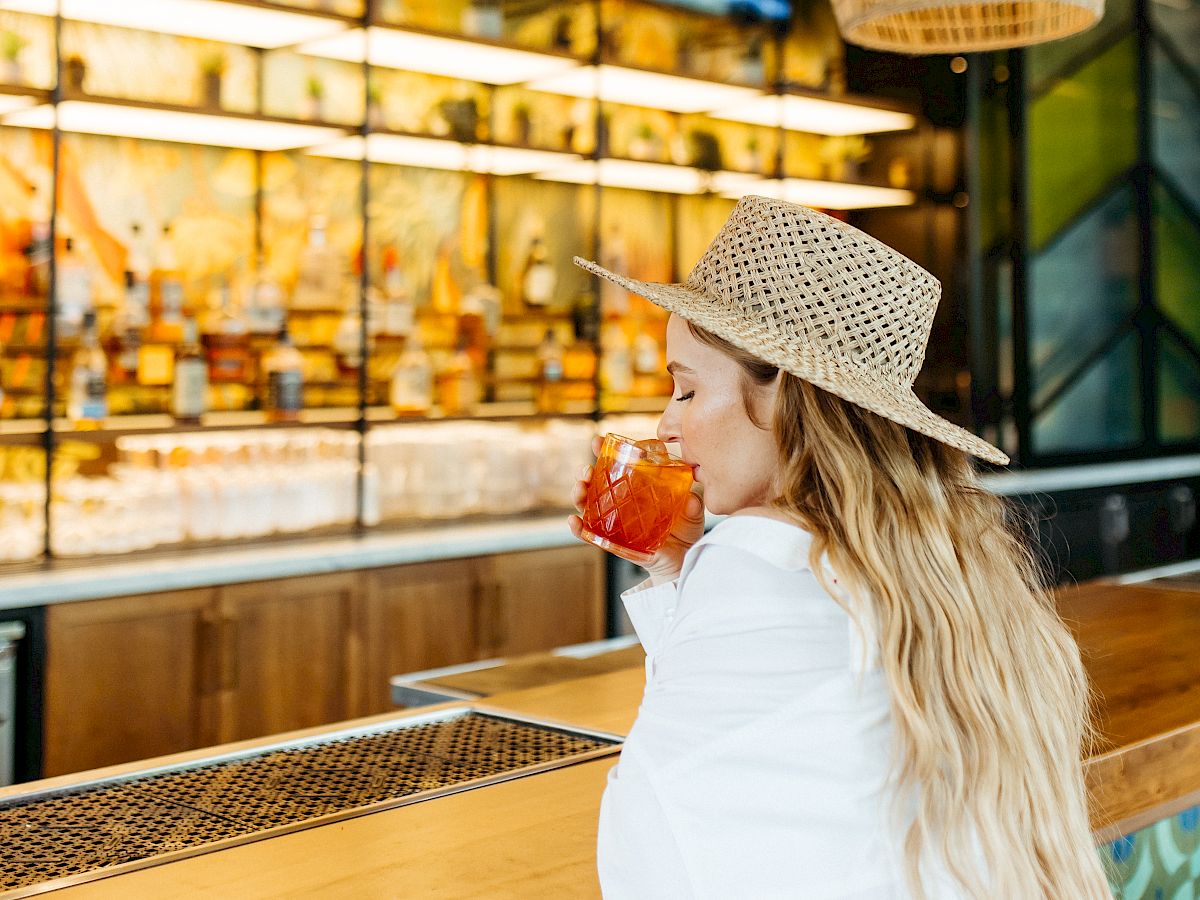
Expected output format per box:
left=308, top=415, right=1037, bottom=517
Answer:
left=681, top=492, right=705, bottom=522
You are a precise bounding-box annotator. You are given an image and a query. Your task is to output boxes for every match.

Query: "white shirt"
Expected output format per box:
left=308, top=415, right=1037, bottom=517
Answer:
left=597, top=515, right=961, bottom=899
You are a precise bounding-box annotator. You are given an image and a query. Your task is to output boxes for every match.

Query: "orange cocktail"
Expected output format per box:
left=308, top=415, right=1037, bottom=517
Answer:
left=580, top=434, right=694, bottom=565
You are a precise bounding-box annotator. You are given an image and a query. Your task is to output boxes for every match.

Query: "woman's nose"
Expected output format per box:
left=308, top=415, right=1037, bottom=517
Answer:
left=657, top=403, right=681, bottom=444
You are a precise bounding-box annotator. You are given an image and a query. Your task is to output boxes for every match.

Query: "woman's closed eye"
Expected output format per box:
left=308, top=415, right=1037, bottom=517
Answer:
left=674, top=390, right=695, bottom=402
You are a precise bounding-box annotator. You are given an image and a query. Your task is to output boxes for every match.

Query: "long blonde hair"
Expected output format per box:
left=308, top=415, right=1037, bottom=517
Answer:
left=689, top=322, right=1109, bottom=899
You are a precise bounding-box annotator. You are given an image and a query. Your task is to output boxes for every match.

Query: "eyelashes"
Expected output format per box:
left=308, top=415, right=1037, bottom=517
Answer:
left=673, top=391, right=695, bottom=402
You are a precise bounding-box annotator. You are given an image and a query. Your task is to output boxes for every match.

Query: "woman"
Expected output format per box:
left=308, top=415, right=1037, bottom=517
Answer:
left=568, top=196, right=1110, bottom=899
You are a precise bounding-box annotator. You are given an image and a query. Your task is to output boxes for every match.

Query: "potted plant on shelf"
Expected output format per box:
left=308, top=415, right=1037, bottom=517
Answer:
left=437, top=96, right=480, bottom=143
left=820, top=135, right=871, bottom=181
left=629, top=123, right=659, bottom=161
left=366, top=78, right=384, bottom=130
left=1, top=31, right=26, bottom=85
left=200, top=50, right=225, bottom=110
left=304, top=73, right=325, bottom=121
left=687, top=130, right=723, bottom=172
left=511, top=101, right=532, bottom=147
left=742, top=133, right=763, bottom=172
left=63, top=54, right=87, bottom=95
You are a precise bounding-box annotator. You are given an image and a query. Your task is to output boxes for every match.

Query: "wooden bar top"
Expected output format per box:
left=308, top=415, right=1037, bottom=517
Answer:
left=8, top=573, right=1200, bottom=897
left=1059, top=577, right=1200, bottom=839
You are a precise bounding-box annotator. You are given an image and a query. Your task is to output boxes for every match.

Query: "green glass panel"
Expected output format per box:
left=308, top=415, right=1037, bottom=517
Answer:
left=1152, top=0, right=1200, bottom=77
left=978, top=91, right=1010, bottom=254
left=1153, top=44, right=1200, bottom=214
left=1027, top=0, right=1134, bottom=94
left=1029, top=186, right=1139, bottom=410
left=1155, top=183, right=1200, bottom=345
left=1028, top=36, right=1138, bottom=251
left=1159, top=332, right=1200, bottom=444
left=1032, top=330, right=1142, bottom=455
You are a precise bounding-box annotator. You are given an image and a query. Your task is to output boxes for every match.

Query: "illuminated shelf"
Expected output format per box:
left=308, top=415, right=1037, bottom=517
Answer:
left=527, top=63, right=761, bottom=115
left=0, top=95, right=349, bottom=150
left=712, top=91, right=916, bottom=137
left=535, top=157, right=762, bottom=195
left=723, top=177, right=917, bottom=210
left=3, top=0, right=351, bottom=49
left=299, top=24, right=580, bottom=85
left=308, top=132, right=581, bottom=175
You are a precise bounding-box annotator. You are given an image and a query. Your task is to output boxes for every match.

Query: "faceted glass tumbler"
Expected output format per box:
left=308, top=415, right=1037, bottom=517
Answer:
left=579, top=433, right=694, bottom=566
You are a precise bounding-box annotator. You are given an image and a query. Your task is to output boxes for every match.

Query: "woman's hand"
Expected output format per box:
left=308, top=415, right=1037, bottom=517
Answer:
left=568, top=436, right=706, bottom=585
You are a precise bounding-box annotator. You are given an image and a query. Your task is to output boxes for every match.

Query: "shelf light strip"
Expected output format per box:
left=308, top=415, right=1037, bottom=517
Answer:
left=298, top=27, right=577, bottom=85
left=535, top=159, right=762, bottom=196
left=711, top=94, right=916, bottom=137
left=722, top=177, right=916, bottom=209
left=525, top=64, right=762, bottom=115
left=2, top=0, right=348, bottom=48
left=307, top=134, right=581, bottom=175
left=2, top=101, right=346, bottom=151
left=0, top=94, right=35, bottom=116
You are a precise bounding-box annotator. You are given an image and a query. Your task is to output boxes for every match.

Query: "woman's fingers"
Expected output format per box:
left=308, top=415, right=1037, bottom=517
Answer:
left=571, top=464, right=592, bottom=512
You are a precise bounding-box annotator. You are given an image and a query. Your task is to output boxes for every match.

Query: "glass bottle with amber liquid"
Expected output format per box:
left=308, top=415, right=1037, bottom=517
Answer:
left=436, top=335, right=479, bottom=416
left=389, top=331, right=433, bottom=417
left=263, top=325, right=304, bottom=423
left=67, top=310, right=107, bottom=428
left=536, top=328, right=565, bottom=414
left=520, top=232, right=556, bottom=310
left=172, top=318, right=207, bottom=423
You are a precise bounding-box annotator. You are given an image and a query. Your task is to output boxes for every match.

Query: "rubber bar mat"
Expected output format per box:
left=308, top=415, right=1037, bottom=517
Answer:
left=0, top=709, right=619, bottom=897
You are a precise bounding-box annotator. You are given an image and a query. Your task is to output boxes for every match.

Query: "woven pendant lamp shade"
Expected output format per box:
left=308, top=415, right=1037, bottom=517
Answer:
left=833, top=0, right=1103, bottom=52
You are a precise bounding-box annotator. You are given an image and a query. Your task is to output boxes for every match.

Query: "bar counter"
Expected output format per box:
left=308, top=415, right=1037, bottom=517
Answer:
left=2, top=571, right=1198, bottom=898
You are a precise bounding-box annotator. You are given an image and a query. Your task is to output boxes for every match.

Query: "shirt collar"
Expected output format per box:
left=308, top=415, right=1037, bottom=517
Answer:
left=695, top=515, right=816, bottom=572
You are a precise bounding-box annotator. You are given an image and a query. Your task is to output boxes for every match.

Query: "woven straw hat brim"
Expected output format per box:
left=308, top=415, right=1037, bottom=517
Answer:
left=574, top=256, right=1009, bottom=466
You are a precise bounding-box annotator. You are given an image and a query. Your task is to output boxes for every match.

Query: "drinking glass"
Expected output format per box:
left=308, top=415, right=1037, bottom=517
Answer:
left=579, top=433, right=694, bottom=565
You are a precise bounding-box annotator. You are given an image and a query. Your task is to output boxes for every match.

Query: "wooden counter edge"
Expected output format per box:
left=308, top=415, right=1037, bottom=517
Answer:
left=1085, top=718, right=1200, bottom=841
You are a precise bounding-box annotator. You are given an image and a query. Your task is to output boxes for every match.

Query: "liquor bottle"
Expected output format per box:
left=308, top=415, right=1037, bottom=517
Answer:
left=107, top=276, right=143, bottom=386
left=56, top=237, right=93, bottom=340
left=125, top=222, right=151, bottom=325
left=263, top=326, right=304, bottom=422
left=381, top=246, right=414, bottom=337
left=67, top=310, right=107, bottom=426
left=599, top=225, right=629, bottom=317
left=520, top=232, right=556, bottom=309
left=437, top=336, right=479, bottom=416
left=600, top=320, right=634, bottom=396
left=571, top=291, right=599, bottom=344
left=536, top=328, right=565, bottom=414
left=25, top=221, right=51, bottom=299
left=246, top=252, right=286, bottom=337
left=22, top=187, right=51, bottom=300
left=633, top=331, right=661, bottom=375
left=332, top=307, right=364, bottom=374
left=458, top=289, right=490, bottom=372
left=150, top=223, right=185, bottom=343
left=292, top=215, right=344, bottom=310
left=2, top=188, right=32, bottom=296
left=389, top=332, right=433, bottom=417
left=203, top=275, right=252, bottom=385
left=172, top=318, right=208, bottom=423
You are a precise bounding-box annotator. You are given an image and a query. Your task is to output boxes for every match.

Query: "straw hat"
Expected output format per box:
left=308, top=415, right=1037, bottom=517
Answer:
left=573, top=194, right=1008, bottom=466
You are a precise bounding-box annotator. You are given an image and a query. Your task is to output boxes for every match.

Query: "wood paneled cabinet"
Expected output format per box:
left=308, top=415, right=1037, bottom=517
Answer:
left=43, top=588, right=217, bottom=778
left=43, top=545, right=606, bottom=776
